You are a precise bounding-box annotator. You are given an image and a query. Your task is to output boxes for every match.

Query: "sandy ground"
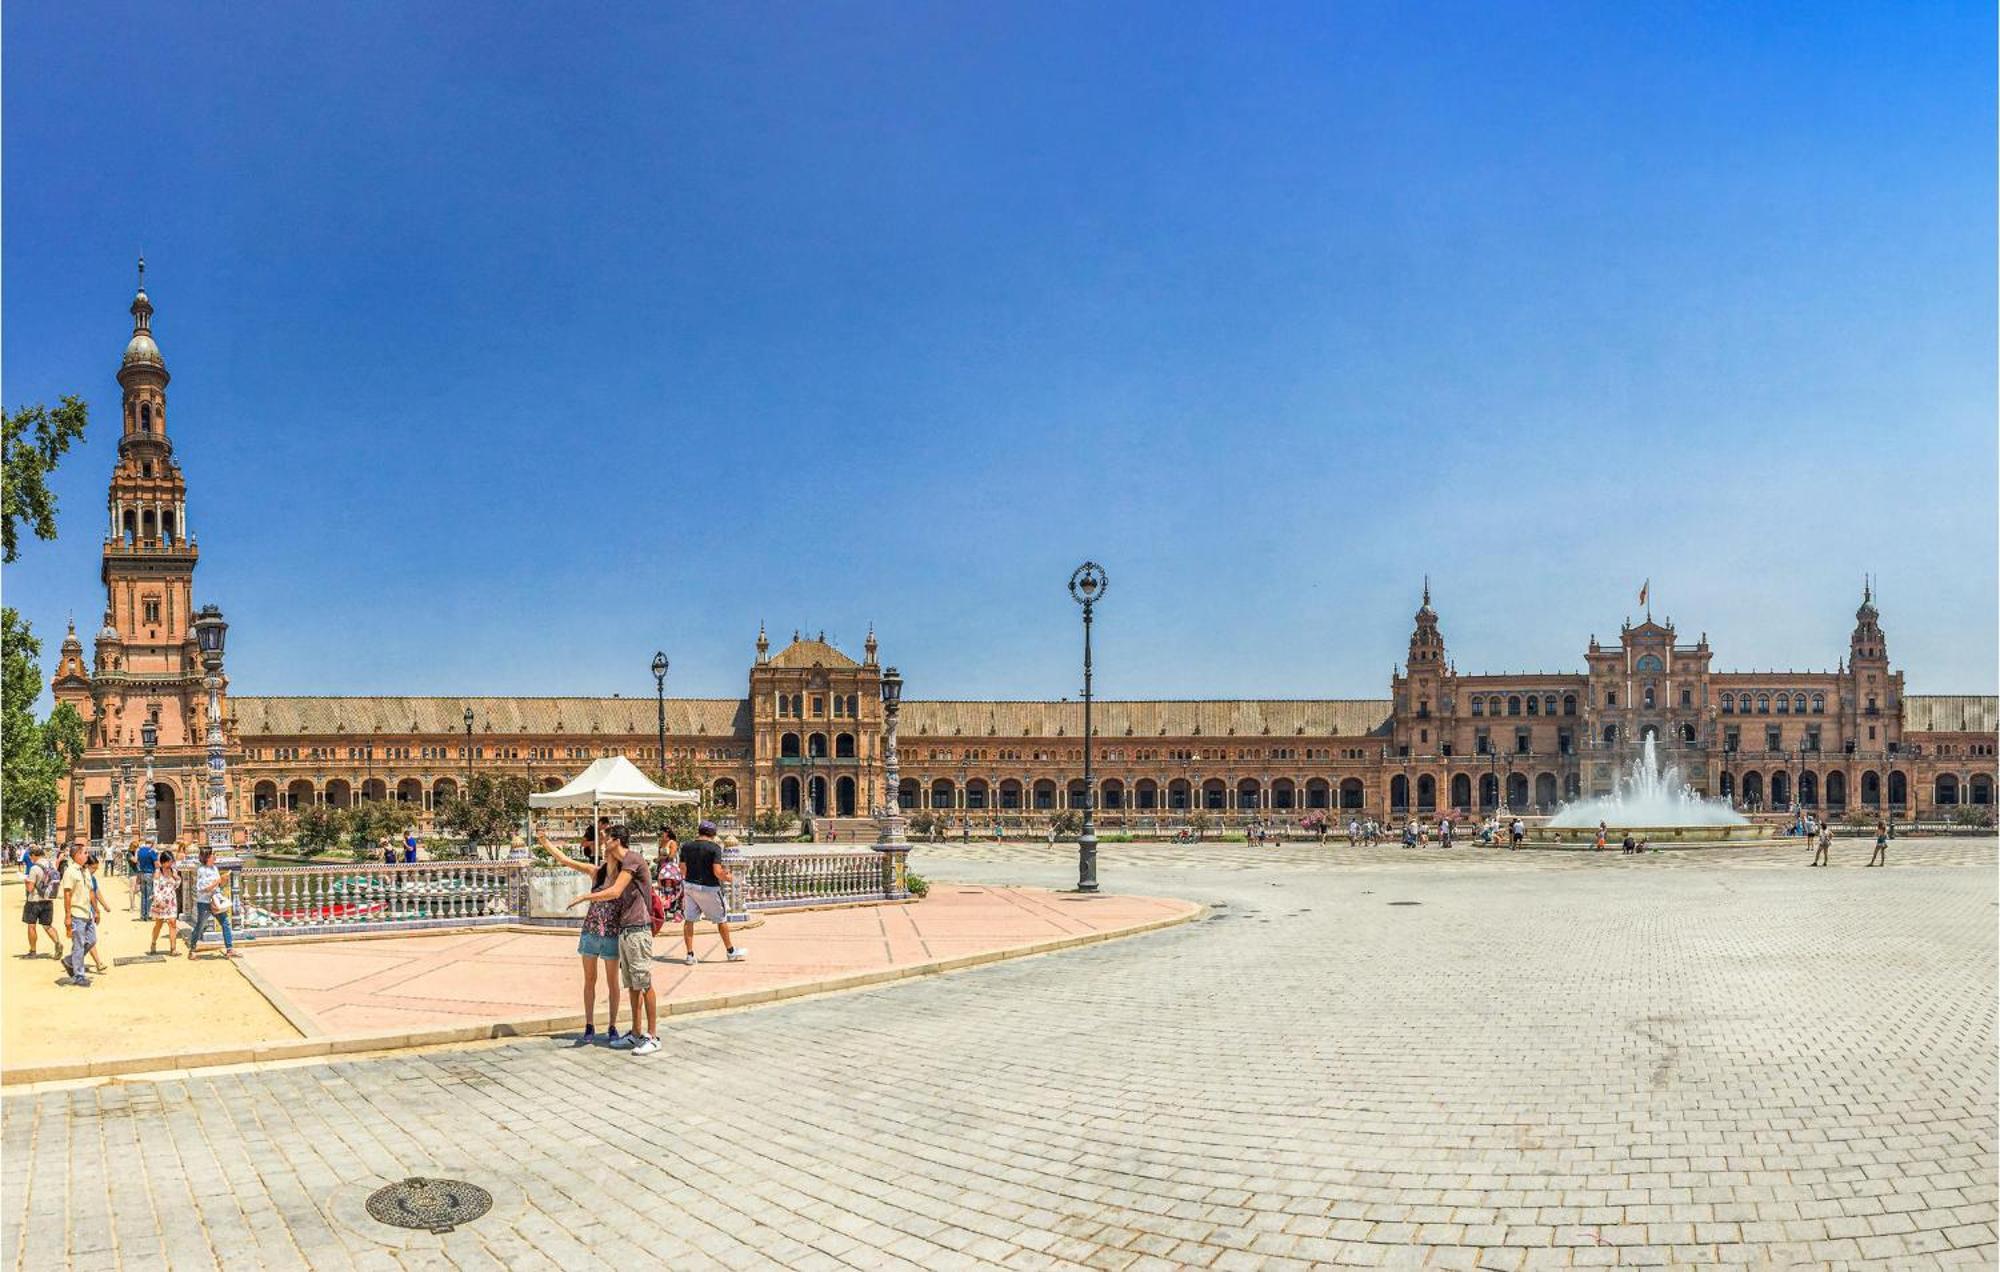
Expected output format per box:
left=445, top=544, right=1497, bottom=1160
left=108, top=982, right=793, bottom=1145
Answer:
left=0, top=872, right=298, bottom=1071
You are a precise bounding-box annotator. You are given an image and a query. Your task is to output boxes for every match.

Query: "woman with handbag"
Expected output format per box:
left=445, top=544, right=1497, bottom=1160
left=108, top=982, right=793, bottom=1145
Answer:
left=187, top=846, right=238, bottom=959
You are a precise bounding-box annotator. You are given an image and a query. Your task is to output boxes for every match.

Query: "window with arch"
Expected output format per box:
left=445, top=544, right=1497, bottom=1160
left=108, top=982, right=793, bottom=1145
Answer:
left=1680, top=723, right=1696, bottom=743
left=1754, top=694, right=1769, bottom=714
left=140, top=402, right=152, bottom=432
left=1471, top=697, right=1484, bottom=717
left=1562, top=694, right=1577, bottom=717
left=1811, top=693, right=1824, bottom=713
left=1525, top=696, right=1538, bottom=716
left=1721, top=694, right=1734, bottom=713
left=1601, top=724, right=1617, bottom=744
left=1544, top=695, right=1557, bottom=716
left=1775, top=695, right=1789, bottom=714
left=1793, top=693, right=1807, bottom=714
left=1643, top=687, right=1655, bottom=709
left=1507, top=696, right=1522, bottom=716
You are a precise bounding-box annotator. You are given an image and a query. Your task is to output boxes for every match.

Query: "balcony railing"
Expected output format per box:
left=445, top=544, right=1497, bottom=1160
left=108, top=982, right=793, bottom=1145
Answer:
left=184, top=859, right=527, bottom=944
left=737, top=847, right=909, bottom=910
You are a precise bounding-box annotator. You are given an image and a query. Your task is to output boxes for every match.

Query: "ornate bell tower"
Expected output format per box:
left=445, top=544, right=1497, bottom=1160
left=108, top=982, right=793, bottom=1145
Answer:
left=56, top=265, right=230, bottom=847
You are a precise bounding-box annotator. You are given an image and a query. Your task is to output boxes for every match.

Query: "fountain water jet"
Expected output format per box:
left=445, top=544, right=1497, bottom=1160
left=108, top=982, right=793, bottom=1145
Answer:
left=1537, top=734, right=1770, bottom=845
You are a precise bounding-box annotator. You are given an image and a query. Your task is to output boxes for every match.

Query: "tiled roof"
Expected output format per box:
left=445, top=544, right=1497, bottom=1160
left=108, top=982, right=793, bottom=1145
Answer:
left=900, top=700, right=1393, bottom=739
left=231, top=696, right=752, bottom=738
left=1903, top=695, right=1997, bottom=734
left=768, top=639, right=859, bottom=669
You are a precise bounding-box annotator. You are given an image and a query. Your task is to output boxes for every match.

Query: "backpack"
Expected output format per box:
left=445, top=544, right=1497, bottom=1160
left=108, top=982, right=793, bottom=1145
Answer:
left=649, top=887, right=668, bottom=936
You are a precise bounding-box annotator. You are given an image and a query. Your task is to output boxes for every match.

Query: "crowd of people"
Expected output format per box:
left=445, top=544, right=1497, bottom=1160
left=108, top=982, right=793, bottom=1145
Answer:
left=15, top=838, right=241, bottom=984
left=537, top=817, right=746, bottom=1057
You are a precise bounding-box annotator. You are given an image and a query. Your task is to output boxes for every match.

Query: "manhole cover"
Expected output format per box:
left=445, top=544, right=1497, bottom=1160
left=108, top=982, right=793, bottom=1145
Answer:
left=365, top=1177, right=492, bottom=1234
left=1387, top=901, right=1422, bottom=906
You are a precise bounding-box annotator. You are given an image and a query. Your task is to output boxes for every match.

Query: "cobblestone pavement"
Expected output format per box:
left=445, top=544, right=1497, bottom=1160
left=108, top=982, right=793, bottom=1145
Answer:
left=4, top=846, right=1993, bottom=1269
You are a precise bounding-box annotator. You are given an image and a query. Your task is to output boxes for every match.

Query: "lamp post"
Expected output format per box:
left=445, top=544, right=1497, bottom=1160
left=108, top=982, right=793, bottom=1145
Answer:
left=193, top=604, right=232, bottom=853
left=1069, top=562, right=1106, bottom=892
left=140, top=718, right=159, bottom=844
left=651, top=651, right=669, bottom=785
left=118, top=759, right=134, bottom=854
left=960, top=750, right=972, bottom=843
left=803, top=748, right=818, bottom=840
left=462, top=706, right=474, bottom=809
left=877, top=667, right=906, bottom=847
left=107, top=764, right=122, bottom=854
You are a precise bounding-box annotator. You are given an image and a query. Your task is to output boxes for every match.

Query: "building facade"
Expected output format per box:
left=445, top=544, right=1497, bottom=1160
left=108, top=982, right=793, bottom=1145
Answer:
left=52, top=286, right=1999, bottom=846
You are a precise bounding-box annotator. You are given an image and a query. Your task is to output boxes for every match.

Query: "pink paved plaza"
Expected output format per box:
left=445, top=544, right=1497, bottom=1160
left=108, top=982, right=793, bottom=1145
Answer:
left=240, top=885, right=1196, bottom=1039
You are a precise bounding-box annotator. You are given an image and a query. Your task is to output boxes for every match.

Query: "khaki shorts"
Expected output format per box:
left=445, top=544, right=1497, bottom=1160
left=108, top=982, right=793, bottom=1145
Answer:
left=618, top=927, right=653, bottom=991
left=682, top=883, right=727, bottom=925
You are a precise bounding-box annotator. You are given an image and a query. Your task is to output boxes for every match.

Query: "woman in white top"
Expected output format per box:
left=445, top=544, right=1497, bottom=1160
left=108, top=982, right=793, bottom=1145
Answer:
left=186, top=847, right=237, bottom=959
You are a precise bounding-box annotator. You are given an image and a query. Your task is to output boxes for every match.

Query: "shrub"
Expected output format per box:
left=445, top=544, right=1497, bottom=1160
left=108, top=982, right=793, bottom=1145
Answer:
left=904, top=869, right=930, bottom=899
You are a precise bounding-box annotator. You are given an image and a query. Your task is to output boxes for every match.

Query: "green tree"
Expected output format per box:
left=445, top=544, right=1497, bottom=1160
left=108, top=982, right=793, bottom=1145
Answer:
left=1, top=609, right=86, bottom=839
left=438, top=773, right=530, bottom=854
left=293, top=803, right=350, bottom=859
left=250, top=807, right=297, bottom=853
left=751, top=809, right=798, bottom=839
left=3, top=397, right=89, bottom=563
left=344, top=801, right=406, bottom=859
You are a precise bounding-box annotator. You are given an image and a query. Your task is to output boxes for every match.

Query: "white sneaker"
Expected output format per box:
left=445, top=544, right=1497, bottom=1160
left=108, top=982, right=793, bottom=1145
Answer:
left=683, top=952, right=697, bottom=965
left=725, top=948, right=746, bottom=962
left=608, top=1031, right=634, bottom=1050
left=632, top=1036, right=661, bottom=1057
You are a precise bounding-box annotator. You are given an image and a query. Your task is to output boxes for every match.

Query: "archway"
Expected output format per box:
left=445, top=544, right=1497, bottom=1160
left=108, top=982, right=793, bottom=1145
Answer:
left=286, top=779, right=314, bottom=811
left=1534, top=773, right=1557, bottom=810
left=1237, top=778, right=1262, bottom=811
left=895, top=778, right=916, bottom=811
left=807, top=733, right=828, bottom=759
left=395, top=778, right=423, bottom=806
left=1067, top=780, right=1088, bottom=809
left=1099, top=779, right=1124, bottom=811
left=1563, top=773, right=1581, bottom=801
left=1167, top=779, right=1191, bottom=811
left=1934, top=774, right=1959, bottom=806
left=1415, top=775, right=1435, bottom=812
left=1825, top=770, right=1846, bottom=808
left=1338, top=778, right=1364, bottom=810
left=361, top=778, right=388, bottom=803
left=1506, top=772, right=1529, bottom=809
left=253, top=780, right=278, bottom=813
left=1888, top=771, right=1907, bottom=808
left=1971, top=774, right=1994, bottom=807
left=998, top=780, right=1023, bottom=810
left=780, top=733, right=801, bottom=758
left=808, top=775, right=829, bottom=817
left=1478, top=773, right=1498, bottom=810
left=781, top=775, right=801, bottom=812
left=1270, top=779, right=1295, bottom=811
left=1798, top=772, right=1817, bottom=807
left=1860, top=771, right=1880, bottom=806
left=1135, top=779, right=1159, bottom=810
left=1389, top=775, right=1409, bottom=812
left=1718, top=772, right=1734, bottom=799
left=835, top=733, right=857, bottom=759
left=931, top=779, right=956, bottom=810
left=1304, top=778, right=1330, bottom=809
left=711, top=778, right=737, bottom=810
left=1032, top=780, right=1057, bottom=811
left=965, top=779, right=990, bottom=810
left=325, top=779, right=354, bottom=809
left=1449, top=773, right=1472, bottom=810
left=1769, top=772, right=1789, bottom=809
left=431, top=778, right=458, bottom=809
left=1201, top=779, right=1226, bottom=811
left=152, top=783, right=179, bottom=843
left=1740, top=771, right=1763, bottom=808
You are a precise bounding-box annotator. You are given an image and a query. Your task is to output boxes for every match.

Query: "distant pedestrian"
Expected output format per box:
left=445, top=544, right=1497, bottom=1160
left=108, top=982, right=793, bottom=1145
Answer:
left=134, top=840, right=158, bottom=914
left=680, top=821, right=744, bottom=964
left=541, top=825, right=624, bottom=1044
left=149, top=850, right=183, bottom=954
left=653, top=831, right=685, bottom=931
left=1594, top=820, right=1607, bottom=852
left=19, top=847, right=62, bottom=959
left=1347, top=818, right=1360, bottom=847
left=1868, top=819, right=1888, bottom=867
left=381, top=839, right=397, bottom=866
left=569, top=826, right=660, bottom=1056
left=59, top=844, right=94, bottom=985
left=1440, top=818, right=1454, bottom=849
left=186, top=848, right=237, bottom=959
left=82, top=854, right=111, bottom=975
left=1510, top=818, right=1525, bottom=850
left=402, top=833, right=419, bottom=864
left=1622, top=832, right=1637, bottom=855
left=1810, top=823, right=1831, bottom=867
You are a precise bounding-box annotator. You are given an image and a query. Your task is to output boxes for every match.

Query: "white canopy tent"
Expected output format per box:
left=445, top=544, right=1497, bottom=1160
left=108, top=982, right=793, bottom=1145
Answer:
left=529, top=755, right=700, bottom=811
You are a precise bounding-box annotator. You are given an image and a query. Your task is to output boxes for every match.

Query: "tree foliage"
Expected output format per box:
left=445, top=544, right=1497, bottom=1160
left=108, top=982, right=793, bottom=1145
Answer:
left=1, top=609, right=86, bottom=839
left=293, top=803, right=348, bottom=858
left=3, top=397, right=89, bottom=563
left=438, top=773, right=529, bottom=850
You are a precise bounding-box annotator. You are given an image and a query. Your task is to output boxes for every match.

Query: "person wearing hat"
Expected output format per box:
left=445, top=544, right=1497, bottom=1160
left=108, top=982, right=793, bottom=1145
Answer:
left=679, top=820, right=744, bottom=964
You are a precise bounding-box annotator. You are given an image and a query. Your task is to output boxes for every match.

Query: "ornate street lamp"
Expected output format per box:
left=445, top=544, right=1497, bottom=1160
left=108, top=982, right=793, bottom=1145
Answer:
left=193, top=605, right=232, bottom=853
left=140, top=718, right=159, bottom=844
left=960, top=749, right=972, bottom=844
left=877, top=666, right=906, bottom=847
left=117, top=759, right=134, bottom=853
left=651, top=651, right=669, bottom=785
left=1069, top=561, right=1107, bottom=892
left=462, top=706, right=475, bottom=809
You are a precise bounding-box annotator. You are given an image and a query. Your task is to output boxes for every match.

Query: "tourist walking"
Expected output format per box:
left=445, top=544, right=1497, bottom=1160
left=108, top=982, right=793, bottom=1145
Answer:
left=680, top=820, right=745, bottom=964
left=1509, top=817, right=1525, bottom=850
left=541, top=825, right=625, bottom=1044
left=82, top=853, right=111, bottom=975
left=1440, top=817, right=1454, bottom=849
left=148, top=850, right=182, bottom=954
left=60, top=845, right=96, bottom=986
left=186, top=848, right=237, bottom=959
left=1347, top=818, right=1360, bottom=847
left=569, top=826, right=660, bottom=1055
left=19, top=847, right=62, bottom=960
left=1868, top=819, right=1888, bottom=867
left=653, top=830, right=685, bottom=934
left=1810, top=822, right=1832, bottom=867
left=1594, top=820, right=1608, bottom=852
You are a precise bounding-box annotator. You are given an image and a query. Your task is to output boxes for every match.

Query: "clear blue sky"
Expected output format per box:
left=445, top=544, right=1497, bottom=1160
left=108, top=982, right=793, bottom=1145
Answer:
left=6, top=2, right=1994, bottom=706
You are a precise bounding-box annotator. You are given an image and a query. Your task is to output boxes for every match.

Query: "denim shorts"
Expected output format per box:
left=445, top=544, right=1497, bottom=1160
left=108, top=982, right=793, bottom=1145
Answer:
left=578, top=931, right=619, bottom=960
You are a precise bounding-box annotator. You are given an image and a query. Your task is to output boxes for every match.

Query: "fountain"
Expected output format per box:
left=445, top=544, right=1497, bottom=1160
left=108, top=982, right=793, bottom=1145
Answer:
left=1538, top=734, right=1771, bottom=845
